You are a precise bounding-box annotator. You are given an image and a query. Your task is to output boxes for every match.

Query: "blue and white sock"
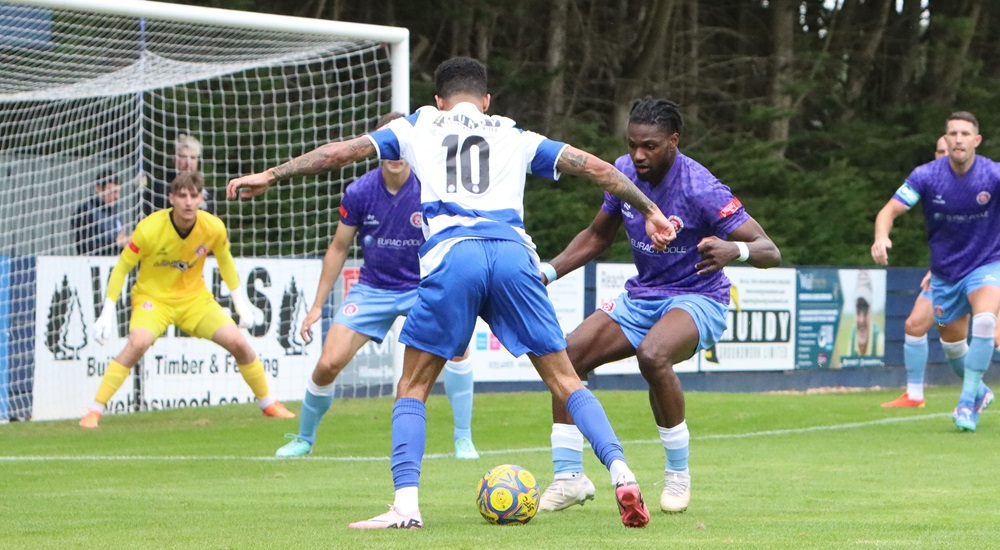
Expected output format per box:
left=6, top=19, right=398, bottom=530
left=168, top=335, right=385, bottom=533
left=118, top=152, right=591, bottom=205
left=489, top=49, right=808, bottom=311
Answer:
left=659, top=420, right=690, bottom=473
left=903, top=333, right=928, bottom=400
left=391, top=397, right=427, bottom=490
left=941, top=338, right=968, bottom=381
left=959, top=314, right=996, bottom=408
left=566, top=388, right=627, bottom=484
left=551, top=423, right=585, bottom=480
left=297, top=379, right=336, bottom=445
left=444, top=357, right=475, bottom=441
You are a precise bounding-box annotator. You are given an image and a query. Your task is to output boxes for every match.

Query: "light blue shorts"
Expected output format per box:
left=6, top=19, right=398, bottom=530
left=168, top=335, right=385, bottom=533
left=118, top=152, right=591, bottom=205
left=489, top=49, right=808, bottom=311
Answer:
left=400, top=239, right=566, bottom=359
left=334, top=283, right=417, bottom=344
left=604, top=292, right=729, bottom=351
left=918, top=288, right=932, bottom=302
left=930, top=262, right=1000, bottom=325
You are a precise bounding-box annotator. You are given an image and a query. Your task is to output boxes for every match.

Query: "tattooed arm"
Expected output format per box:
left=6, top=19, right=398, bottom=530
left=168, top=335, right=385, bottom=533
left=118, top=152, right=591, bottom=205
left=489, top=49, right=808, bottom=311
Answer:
left=554, top=145, right=676, bottom=250
left=227, top=136, right=376, bottom=199
left=555, top=146, right=660, bottom=217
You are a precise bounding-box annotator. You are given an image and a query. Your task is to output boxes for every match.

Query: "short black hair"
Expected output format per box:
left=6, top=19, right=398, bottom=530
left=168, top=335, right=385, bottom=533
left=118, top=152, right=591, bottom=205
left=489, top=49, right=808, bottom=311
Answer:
left=628, top=97, right=684, bottom=136
left=948, top=111, right=979, bottom=131
left=434, top=57, right=488, bottom=99
left=170, top=171, right=205, bottom=194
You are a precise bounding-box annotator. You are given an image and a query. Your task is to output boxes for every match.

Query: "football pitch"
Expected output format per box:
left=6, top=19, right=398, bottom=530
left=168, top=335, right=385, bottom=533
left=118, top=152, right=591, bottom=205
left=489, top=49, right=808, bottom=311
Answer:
left=2, top=386, right=996, bottom=549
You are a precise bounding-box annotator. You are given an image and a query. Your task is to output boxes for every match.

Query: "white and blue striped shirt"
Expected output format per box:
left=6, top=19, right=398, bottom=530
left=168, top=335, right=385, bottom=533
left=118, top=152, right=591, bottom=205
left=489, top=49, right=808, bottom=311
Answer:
left=367, top=102, right=567, bottom=276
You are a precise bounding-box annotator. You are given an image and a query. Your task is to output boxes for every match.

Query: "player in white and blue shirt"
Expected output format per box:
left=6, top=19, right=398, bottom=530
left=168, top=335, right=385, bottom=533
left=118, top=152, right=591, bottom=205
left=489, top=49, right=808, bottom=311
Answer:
left=272, top=113, right=480, bottom=461
left=872, top=111, right=1000, bottom=431
left=536, top=98, right=781, bottom=515
left=228, top=57, right=677, bottom=529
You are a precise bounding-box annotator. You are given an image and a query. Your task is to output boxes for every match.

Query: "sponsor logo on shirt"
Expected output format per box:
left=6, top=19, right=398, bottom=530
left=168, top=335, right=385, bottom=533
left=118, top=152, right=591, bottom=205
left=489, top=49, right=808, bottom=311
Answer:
left=154, top=259, right=190, bottom=271
left=410, top=211, right=423, bottom=228
left=718, top=197, right=742, bottom=219
left=667, top=215, right=684, bottom=234
left=933, top=194, right=945, bottom=205
left=629, top=237, right=687, bottom=254
left=977, top=191, right=991, bottom=205
left=364, top=214, right=379, bottom=226
left=377, top=238, right=422, bottom=248
left=621, top=202, right=635, bottom=219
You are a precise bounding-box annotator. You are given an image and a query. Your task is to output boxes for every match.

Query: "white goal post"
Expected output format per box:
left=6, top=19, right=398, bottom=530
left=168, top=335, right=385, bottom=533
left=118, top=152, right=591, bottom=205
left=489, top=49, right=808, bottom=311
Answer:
left=0, top=0, right=409, bottom=421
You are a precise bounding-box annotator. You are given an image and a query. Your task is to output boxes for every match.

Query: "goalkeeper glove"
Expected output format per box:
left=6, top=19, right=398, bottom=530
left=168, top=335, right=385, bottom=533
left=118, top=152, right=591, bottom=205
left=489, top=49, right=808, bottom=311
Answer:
left=93, top=298, right=117, bottom=345
left=231, top=290, right=254, bottom=329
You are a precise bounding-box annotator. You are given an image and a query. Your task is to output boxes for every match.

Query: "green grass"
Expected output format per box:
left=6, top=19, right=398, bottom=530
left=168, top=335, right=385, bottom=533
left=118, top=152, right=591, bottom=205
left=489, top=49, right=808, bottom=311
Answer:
left=2, top=385, right=997, bottom=549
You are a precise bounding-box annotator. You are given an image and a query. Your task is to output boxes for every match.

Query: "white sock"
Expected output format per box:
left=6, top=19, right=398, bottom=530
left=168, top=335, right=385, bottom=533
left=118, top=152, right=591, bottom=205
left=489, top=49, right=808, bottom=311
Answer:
left=608, top=459, right=634, bottom=485
left=257, top=395, right=275, bottom=409
left=393, top=486, right=419, bottom=514
left=906, top=383, right=924, bottom=401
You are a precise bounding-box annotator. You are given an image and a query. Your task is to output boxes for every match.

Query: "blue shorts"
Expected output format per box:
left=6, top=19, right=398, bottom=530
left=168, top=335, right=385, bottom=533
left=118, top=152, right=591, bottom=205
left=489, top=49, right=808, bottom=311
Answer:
left=400, top=239, right=566, bottom=359
left=930, top=262, right=1000, bottom=324
left=604, top=292, right=729, bottom=351
left=334, top=283, right=417, bottom=344
left=918, top=288, right=932, bottom=302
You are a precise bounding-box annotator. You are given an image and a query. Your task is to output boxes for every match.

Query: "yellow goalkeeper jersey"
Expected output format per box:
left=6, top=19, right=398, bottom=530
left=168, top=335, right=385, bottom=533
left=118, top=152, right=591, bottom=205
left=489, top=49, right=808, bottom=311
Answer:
left=105, top=209, right=240, bottom=302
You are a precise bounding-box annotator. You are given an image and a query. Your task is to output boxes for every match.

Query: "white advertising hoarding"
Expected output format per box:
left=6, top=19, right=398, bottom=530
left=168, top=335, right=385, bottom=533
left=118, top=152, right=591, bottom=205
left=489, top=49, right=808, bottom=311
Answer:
left=33, top=256, right=323, bottom=420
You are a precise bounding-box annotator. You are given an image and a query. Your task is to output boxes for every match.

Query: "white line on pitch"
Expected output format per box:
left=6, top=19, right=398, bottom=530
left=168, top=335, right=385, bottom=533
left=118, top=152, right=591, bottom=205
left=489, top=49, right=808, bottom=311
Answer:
left=0, top=411, right=964, bottom=463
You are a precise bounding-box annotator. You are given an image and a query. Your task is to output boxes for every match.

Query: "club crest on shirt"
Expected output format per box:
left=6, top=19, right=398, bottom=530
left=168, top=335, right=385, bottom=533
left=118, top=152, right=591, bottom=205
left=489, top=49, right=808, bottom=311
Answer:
left=195, top=245, right=208, bottom=257
left=977, top=191, right=991, bottom=205
left=342, top=303, right=359, bottom=316
left=667, top=215, right=684, bottom=233
left=410, top=211, right=423, bottom=228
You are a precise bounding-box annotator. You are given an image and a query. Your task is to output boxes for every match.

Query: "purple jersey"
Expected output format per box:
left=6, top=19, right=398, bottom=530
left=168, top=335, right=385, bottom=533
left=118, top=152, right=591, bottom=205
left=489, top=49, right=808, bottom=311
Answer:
left=604, top=152, right=750, bottom=304
left=893, top=155, right=1000, bottom=282
left=339, top=169, right=424, bottom=290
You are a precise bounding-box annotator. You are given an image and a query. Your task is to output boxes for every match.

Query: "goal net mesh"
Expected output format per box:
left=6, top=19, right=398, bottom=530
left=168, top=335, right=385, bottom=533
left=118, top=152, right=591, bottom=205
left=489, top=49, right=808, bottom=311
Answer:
left=0, top=1, right=399, bottom=421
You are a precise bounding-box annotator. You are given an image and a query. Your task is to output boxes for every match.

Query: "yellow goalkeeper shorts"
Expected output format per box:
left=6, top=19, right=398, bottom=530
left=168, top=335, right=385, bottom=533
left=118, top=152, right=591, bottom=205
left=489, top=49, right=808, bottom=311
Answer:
left=129, top=291, right=235, bottom=340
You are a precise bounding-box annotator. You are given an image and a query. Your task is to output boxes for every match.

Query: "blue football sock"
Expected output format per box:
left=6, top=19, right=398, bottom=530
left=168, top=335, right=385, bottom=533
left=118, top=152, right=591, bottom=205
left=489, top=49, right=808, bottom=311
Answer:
left=903, top=334, right=928, bottom=386
left=391, top=397, right=426, bottom=490
left=444, top=359, right=474, bottom=440
left=959, top=335, right=992, bottom=408
left=945, top=352, right=965, bottom=380
left=297, top=387, right=335, bottom=445
left=565, top=388, right=624, bottom=468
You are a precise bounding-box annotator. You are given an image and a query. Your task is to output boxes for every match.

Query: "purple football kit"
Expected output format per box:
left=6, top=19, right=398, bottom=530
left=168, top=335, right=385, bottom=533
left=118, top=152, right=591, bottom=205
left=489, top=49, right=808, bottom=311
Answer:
left=600, top=151, right=750, bottom=350
left=894, top=155, right=1000, bottom=323
left=335, top=168, right=423, bottom=342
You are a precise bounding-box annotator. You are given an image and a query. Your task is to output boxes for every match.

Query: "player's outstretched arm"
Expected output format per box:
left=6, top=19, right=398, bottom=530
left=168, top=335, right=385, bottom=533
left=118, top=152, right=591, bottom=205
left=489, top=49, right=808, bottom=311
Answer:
left=300, top=222, right=357, bottom=344
left=871, top=199, right=909, bottom=266
left=227, top=136, right=377, bottom=199
left=555, top=145, right=675, bottom=249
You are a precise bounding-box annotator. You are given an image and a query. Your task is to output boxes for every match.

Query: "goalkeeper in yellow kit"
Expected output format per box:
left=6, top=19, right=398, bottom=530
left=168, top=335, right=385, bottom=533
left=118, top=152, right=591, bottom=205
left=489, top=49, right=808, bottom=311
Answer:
left=80, top=171, right=295, bottom=428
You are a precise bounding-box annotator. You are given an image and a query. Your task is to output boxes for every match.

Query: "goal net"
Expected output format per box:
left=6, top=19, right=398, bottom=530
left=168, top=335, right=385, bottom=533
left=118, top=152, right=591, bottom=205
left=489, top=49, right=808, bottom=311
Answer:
left=0, top=0, right=409, bottom=421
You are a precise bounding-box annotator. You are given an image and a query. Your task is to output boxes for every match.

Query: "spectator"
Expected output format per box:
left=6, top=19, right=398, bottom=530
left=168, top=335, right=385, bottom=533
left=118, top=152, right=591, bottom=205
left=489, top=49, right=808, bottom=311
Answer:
left=144, top=133, right=212, bottom=215
left=72, top=172, right=128, bottom=256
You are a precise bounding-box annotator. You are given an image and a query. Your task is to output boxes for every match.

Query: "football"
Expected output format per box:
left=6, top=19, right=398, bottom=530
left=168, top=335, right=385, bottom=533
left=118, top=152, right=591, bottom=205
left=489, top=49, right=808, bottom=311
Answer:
left=476, top=464, right=540, bottom=525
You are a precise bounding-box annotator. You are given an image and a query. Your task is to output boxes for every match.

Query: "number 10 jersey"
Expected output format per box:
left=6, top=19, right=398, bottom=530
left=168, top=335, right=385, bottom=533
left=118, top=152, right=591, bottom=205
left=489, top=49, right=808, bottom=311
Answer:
left=367, top=102, right=567, bottom=276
